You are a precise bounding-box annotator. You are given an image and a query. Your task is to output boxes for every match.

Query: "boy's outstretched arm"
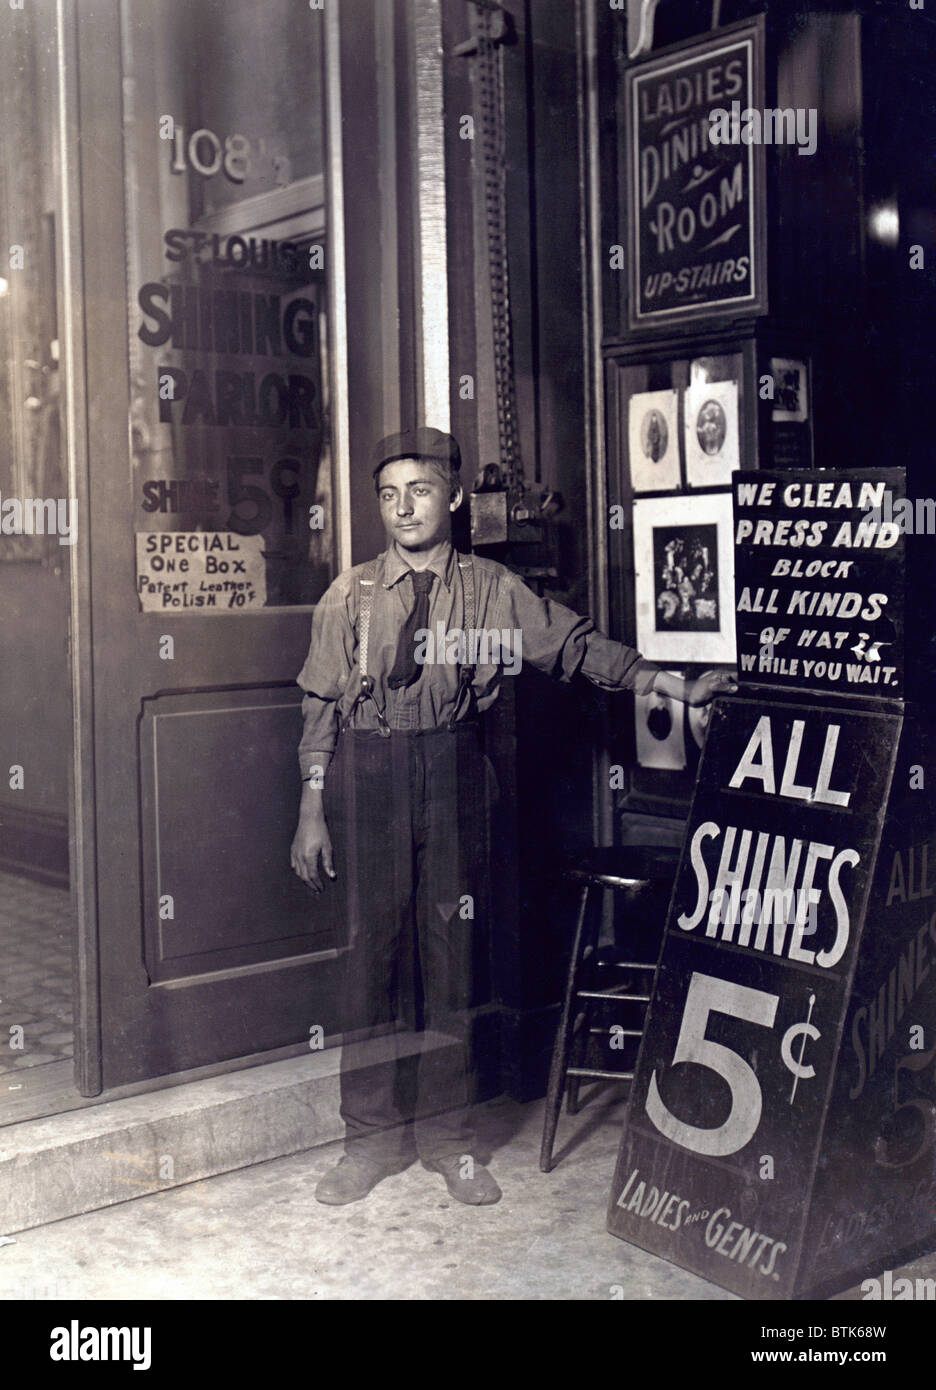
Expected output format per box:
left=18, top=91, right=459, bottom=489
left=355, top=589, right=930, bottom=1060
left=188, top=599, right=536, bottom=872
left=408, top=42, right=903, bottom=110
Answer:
left=502, top=571, right=737, bottom=706
left=652, top=668, right=738, bottom=706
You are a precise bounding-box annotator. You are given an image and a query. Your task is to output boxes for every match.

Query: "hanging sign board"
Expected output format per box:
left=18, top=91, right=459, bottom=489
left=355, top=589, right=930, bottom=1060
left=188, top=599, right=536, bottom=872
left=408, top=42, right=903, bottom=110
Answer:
left=733, top=468, right=906, bottom=698
left=624, top=18, right=767, bottom=330
left=607, top=695, right=902, bottom=1299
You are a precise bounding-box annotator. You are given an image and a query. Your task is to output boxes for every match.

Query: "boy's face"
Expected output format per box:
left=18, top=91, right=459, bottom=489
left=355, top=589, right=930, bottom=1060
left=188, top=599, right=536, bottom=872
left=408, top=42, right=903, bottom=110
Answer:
left=376, top=457, right=462, bottom=553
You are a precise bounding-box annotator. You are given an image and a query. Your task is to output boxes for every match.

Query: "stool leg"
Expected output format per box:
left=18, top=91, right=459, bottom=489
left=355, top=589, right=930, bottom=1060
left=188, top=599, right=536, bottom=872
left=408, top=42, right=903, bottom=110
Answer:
left=566, top=1000, right=588, bottom=1115
left=565, top=888, right=603, bottom=1118
left=567, top=1071, right=583, bottom=1116
left=540, top=884, right=593, bottom=1173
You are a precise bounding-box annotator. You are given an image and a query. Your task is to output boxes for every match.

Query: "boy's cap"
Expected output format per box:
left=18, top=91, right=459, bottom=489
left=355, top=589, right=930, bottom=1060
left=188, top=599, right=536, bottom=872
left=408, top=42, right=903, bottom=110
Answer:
left=372, top=427, right=461, bottom=478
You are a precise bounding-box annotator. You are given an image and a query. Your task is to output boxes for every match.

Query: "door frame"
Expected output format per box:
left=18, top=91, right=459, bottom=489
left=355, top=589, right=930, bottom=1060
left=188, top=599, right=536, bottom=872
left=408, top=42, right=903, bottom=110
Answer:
left=57, top=0, right=99, bottom=1096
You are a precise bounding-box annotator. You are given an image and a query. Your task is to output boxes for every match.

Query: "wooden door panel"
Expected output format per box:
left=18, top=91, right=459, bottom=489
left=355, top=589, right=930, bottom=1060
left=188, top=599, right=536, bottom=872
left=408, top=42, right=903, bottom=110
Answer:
left=140, top=687, right=340, bottom=981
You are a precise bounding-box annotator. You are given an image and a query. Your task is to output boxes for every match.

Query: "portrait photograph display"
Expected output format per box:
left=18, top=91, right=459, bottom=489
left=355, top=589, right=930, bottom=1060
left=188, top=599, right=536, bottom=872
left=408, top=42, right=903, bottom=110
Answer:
left=683, top=378, right=740, bottom=487
left=627, top=388, right=680, bottom=492
left=635, top=669, right=686, bottom=771
left=633, top=492, right=736, bottom=663
left=770, top=356, right=810, bottom=422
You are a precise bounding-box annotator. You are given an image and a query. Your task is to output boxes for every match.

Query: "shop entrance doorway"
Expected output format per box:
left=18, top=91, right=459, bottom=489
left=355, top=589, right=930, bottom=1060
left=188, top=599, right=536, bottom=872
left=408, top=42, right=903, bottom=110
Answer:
left=66, top=0, right=351, bottom=1093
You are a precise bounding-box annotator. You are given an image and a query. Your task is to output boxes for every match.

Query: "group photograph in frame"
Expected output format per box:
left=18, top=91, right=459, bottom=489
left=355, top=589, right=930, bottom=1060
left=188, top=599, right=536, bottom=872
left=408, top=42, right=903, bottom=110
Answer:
left=633, top=492, right=736, bottom=664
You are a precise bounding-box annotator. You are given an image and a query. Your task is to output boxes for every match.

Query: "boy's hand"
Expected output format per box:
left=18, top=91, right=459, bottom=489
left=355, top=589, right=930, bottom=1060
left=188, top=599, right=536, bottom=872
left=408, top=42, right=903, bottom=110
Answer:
left=291, top=815, right=336, bottom=894
left=686, top=669, right=738, bottom=706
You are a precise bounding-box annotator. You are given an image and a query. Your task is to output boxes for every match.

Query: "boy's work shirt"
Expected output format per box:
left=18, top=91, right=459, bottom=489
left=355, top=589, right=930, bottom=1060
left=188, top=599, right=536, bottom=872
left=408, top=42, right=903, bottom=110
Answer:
left=297, top=541, right=659, bottom=779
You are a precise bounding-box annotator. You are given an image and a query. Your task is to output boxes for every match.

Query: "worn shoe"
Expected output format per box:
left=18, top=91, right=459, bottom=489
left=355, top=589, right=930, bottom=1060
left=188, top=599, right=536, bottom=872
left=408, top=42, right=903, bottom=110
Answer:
left=423, top=1155, right=502, bottom=1205
left=315, top=1153, right=410, bottom=1205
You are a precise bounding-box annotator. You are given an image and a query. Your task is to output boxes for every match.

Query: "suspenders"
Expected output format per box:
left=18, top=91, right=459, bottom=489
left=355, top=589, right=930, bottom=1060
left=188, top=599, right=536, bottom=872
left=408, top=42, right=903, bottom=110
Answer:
left=342, top=559, right=388, bottom=736
left=342, top=554, right=477, bottom=736
left=450, top=557, right=477, bottom=732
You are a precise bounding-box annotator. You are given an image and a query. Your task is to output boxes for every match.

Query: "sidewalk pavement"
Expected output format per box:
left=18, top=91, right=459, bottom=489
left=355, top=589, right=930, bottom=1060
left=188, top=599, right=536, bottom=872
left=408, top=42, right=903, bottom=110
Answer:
left=0, top=1091, right=927, bottom=1301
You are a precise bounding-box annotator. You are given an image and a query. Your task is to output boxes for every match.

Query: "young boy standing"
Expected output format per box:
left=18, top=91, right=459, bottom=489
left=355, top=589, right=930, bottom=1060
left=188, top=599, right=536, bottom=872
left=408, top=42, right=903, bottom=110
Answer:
left=291, top=427, right=735, bottom=1207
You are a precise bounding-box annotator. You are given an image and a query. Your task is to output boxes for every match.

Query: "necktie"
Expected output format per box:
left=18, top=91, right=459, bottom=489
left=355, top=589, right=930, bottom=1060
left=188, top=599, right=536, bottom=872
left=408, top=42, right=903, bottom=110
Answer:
left=387, top=569, right=435, bottom=689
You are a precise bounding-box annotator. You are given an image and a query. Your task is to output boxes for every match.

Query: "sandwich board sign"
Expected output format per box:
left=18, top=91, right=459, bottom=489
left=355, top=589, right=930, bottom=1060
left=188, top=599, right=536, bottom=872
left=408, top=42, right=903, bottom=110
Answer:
left=608, top=469, right=936, bottom=1298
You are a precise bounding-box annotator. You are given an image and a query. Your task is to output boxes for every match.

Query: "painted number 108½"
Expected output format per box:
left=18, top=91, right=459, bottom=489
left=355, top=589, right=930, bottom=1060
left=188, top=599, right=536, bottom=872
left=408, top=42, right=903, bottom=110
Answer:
left=170, top=127, right=251, bottom=183
left=646, top=972, right=779, bottom=1158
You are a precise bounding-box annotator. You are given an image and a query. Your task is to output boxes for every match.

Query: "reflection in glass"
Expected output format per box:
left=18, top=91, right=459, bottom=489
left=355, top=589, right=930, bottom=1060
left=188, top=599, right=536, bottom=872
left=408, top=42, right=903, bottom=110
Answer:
left=0, top=0, right=74, bottom=1088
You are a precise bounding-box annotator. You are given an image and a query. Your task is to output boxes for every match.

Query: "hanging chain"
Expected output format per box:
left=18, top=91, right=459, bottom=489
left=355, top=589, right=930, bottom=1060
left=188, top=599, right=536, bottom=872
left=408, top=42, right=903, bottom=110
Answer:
left=474, top=3, right=524, bottom=492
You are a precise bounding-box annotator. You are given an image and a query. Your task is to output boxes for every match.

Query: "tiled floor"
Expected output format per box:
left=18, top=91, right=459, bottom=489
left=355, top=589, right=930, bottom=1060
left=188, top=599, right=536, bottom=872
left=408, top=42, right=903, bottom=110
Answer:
left=0, top=872, right=73, bottom=1073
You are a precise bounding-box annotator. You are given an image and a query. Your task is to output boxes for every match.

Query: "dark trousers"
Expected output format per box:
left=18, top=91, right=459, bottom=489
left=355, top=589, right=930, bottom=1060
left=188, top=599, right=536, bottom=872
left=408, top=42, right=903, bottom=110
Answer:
left=325, top=723, right=493, bottom=1164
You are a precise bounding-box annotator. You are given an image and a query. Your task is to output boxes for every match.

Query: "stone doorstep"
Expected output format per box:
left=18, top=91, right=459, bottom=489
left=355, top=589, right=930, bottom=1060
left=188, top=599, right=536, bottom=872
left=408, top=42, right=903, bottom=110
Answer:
left=0, top=1030, right=458, bottom=1236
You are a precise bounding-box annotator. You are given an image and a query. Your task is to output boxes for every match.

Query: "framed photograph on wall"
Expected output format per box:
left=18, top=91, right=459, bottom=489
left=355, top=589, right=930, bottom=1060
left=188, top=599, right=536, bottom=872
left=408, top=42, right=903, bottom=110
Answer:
left=770, top=356, right=809, bottom=423
left=684, top=379, right=740, bottom=487
left=635, top=670, right=686, bottom=771
left=627, top=388, right=680, bottom=492
left=634, top=492, right=736, bottom=663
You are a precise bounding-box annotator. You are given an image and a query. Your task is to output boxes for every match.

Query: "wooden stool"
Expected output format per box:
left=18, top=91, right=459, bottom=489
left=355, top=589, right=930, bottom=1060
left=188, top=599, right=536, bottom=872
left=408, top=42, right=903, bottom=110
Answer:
left=539, top=846, right=678, bottom=1173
